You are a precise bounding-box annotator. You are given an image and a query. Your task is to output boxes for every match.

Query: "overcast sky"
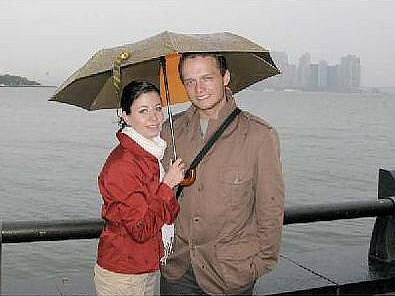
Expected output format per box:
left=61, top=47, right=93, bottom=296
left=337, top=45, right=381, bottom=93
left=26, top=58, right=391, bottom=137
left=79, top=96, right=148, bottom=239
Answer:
left=1, top=0, right=394, bottom=87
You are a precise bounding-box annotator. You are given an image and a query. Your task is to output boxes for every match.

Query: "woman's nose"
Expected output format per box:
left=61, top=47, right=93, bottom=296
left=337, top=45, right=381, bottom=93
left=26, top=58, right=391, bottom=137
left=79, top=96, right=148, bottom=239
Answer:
left=149, top=110, right=160, bottom=121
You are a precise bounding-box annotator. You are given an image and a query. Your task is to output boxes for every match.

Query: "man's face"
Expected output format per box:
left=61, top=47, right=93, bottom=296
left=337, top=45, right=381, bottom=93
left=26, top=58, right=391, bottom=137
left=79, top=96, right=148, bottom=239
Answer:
left=181, top=56, right=230, bottom=117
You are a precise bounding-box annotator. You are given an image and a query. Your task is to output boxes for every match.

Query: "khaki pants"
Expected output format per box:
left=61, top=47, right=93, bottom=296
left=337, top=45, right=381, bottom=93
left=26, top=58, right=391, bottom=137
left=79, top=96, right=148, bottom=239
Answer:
left=94, top=264, right=159, bottom=296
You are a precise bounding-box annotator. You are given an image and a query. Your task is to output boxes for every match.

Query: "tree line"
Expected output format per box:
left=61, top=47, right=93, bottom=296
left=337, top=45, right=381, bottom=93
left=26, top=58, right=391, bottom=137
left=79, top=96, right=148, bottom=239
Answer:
left=0, top=74, right=40, bottom=86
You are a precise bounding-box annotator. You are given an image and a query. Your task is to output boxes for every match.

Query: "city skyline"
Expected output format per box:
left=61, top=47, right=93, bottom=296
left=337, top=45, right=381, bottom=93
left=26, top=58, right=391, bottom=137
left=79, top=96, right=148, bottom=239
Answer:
left=265, top=51, right=362, bottom=92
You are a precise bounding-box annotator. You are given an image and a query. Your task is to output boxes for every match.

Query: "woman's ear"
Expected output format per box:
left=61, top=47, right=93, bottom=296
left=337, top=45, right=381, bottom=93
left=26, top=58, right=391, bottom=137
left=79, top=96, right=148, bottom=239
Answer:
left=121, top=111, right=130, bottom=126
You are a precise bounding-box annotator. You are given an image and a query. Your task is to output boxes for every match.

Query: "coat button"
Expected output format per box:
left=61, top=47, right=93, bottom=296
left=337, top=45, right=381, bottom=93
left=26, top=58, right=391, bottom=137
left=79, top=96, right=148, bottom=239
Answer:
left=197, top=184, right=203, bottom=192
left=193, top=217, right=200, bottom=223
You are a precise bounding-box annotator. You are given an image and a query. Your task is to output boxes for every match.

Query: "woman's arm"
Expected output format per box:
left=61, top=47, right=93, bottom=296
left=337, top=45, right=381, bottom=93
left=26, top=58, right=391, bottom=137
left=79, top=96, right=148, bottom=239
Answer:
left=98, top=160, right=179, bottom=243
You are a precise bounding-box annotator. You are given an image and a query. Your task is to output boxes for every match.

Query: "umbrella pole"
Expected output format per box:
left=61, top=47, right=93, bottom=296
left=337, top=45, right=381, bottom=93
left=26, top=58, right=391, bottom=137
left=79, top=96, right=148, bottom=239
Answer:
left=160, top=57, right=178, bottom=161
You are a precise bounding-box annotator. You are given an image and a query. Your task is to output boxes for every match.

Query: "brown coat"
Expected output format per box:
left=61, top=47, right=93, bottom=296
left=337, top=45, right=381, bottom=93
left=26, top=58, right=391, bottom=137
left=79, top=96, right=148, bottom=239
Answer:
left=161, top=96, right=285, bottom=294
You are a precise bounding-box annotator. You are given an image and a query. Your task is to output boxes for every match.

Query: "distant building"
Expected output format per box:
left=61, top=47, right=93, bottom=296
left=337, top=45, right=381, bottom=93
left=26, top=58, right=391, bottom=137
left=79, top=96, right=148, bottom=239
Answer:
left=310, top=64, right=319, bottom=90
left=339, top=55, right=361, bottom=91
left=297, top=53, right=311, bottom=90
left=327, top=65, right=340, bottom=91
left=318, top=60, right=328, bottom=90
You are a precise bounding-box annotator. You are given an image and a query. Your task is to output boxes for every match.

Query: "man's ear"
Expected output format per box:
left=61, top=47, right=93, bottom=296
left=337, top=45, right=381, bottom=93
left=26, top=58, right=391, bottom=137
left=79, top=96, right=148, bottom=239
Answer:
left=223, top=69, right=231, bottom=86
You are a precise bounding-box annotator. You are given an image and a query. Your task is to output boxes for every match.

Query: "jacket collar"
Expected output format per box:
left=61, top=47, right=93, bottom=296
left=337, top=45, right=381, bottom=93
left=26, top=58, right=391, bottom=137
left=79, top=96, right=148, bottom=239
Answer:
left=116, top=131, right=157, bottom=161
left=182, top=91, right=239, bottom=142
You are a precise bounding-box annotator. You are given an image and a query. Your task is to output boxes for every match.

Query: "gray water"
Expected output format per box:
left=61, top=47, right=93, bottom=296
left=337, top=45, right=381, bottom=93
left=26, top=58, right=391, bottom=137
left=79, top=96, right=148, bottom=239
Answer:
left=1, top=87, right=395, bottom=284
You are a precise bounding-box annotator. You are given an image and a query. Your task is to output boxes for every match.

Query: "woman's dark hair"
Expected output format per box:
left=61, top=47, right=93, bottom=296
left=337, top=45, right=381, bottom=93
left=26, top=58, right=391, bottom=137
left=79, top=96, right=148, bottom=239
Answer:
left=119, top=80, right=160, bottom=128
left=178, top=52, right=228, bottom=81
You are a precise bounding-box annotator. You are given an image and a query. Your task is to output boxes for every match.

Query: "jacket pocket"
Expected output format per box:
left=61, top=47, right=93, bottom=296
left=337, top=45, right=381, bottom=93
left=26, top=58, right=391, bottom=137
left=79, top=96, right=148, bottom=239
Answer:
left=215, top=240, right=258, bottom=291
left=220, top=166, right=253, bottom=208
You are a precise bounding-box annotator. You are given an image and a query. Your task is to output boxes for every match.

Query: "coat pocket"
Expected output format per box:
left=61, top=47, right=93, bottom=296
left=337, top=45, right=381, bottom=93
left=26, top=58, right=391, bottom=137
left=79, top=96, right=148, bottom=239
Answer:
left=215, top=240, right=258, bottom=291
left=220, top=166, right=253, bottom=208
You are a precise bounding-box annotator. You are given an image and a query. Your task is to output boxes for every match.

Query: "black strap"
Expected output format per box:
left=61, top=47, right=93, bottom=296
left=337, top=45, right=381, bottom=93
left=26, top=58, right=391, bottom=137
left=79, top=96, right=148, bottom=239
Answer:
left=176, top=107, right=241, bottom=198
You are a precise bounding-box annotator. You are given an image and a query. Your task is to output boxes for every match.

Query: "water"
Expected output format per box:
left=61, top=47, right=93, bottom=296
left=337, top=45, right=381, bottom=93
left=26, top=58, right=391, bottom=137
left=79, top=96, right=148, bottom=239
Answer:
left=1, top=87, right=395, bottom=284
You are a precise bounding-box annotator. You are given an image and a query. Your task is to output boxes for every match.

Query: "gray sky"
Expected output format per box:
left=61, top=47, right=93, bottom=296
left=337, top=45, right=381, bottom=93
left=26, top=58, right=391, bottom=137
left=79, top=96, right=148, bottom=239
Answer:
left=1, top=0, right=394, bottom=87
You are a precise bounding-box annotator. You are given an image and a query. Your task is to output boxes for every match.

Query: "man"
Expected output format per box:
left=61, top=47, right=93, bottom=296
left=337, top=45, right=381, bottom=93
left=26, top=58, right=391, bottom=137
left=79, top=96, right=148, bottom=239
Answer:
left=160, top=53, right=285, bottom=295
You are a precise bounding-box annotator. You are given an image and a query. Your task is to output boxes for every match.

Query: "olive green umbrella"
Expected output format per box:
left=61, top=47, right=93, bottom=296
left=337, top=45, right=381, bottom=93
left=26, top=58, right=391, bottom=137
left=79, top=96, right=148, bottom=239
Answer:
left=50, top=31, right=279, bottom=111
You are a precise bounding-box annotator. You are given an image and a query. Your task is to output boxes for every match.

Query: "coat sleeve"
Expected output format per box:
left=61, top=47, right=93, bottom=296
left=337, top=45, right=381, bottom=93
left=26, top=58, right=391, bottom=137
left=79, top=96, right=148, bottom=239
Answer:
left=253, top=127, right=285, bottom=277
left=98, top=159, right=179, bottom=243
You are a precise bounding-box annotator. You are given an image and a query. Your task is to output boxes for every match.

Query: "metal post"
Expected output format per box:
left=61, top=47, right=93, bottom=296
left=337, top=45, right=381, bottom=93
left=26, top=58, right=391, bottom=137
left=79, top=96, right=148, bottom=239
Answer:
left=369, top=169, right=395, bottom=263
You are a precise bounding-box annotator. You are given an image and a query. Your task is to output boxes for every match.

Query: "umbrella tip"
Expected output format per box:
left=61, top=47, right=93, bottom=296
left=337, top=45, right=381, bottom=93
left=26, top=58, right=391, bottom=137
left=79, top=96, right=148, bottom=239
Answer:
left=119, top=52, right=129, bottom=60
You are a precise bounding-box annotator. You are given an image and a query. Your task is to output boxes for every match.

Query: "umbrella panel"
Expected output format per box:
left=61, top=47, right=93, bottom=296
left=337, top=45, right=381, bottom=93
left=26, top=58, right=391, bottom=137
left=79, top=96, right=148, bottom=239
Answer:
left=160, top=53, right=189, bottom=106
left=52, top=72, right=111, bottom=110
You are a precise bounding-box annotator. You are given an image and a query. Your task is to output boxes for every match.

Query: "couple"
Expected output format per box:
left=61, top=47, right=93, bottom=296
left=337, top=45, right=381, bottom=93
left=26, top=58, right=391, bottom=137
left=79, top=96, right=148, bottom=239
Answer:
left=94, top=52, right=285, bottom=295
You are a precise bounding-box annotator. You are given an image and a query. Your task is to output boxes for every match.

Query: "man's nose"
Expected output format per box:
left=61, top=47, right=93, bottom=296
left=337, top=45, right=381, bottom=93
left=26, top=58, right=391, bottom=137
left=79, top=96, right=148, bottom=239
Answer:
left=195, top=80, right=204, bottom=93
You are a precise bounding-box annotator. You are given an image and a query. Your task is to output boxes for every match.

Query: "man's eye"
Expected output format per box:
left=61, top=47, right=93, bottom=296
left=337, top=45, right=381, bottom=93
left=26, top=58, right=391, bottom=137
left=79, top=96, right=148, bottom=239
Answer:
left=184, top=80, right=194, bottom=87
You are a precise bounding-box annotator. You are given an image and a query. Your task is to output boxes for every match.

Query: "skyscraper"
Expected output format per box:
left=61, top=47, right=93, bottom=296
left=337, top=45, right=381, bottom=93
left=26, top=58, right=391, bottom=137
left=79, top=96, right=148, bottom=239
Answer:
left=318, top=60, right=328, bottom=90
left=340, top=55, right=361, bottom=91
left=297, top=53, right=311, bottom=90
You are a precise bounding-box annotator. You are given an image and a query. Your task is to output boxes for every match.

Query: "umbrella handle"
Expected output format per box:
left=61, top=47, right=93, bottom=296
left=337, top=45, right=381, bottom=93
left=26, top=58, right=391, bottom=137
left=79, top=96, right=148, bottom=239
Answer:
left=179, top=168, right=196, bottom=187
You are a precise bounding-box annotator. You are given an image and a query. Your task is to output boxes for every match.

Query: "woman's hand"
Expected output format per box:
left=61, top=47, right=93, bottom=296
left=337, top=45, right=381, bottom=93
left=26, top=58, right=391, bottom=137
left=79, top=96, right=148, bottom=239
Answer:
left=163, top=158, right=186, bottom=189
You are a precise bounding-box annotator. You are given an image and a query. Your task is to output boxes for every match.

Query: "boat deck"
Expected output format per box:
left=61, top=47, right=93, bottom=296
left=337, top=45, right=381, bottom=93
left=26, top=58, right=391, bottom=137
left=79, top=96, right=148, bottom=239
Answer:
left=256, top=245, right=395, bottom=295
left=3, top=244, right=395, bottom=295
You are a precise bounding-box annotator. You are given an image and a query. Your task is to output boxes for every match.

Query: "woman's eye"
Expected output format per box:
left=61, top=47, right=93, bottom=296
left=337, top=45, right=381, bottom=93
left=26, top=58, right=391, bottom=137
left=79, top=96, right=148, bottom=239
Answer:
left=139, top=109, right=148, bottom=113
left=155, top=106, right=162, bottom=112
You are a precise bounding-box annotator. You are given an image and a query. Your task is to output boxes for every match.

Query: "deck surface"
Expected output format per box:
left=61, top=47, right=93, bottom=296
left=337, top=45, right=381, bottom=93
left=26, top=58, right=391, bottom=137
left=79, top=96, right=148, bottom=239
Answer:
left=3, top=245, right=395, bottom=295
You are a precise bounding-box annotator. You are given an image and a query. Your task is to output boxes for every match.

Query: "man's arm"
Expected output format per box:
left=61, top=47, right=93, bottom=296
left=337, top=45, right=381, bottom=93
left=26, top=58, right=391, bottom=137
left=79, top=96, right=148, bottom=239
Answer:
left=253, top=127, right=285, bottom=277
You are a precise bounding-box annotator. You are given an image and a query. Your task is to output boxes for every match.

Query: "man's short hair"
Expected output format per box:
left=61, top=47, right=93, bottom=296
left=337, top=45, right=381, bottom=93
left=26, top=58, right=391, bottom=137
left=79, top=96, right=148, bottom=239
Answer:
left=178, top=52, right=228, bottom=81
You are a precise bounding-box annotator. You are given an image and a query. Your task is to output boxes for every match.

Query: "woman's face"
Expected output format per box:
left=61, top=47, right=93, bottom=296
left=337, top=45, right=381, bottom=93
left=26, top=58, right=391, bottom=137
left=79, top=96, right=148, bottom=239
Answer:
left=122, top=91, right=164, bottom=139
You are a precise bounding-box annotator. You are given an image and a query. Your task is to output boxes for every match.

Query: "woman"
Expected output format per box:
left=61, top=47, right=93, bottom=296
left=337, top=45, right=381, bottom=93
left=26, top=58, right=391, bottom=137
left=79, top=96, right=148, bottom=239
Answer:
left=94, top=80, right=185, bottom=296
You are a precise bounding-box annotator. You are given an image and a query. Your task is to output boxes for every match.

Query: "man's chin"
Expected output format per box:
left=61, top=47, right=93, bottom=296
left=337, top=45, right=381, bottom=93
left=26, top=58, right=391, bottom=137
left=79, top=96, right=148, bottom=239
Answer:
left=194, top=98, right=225, bottom=111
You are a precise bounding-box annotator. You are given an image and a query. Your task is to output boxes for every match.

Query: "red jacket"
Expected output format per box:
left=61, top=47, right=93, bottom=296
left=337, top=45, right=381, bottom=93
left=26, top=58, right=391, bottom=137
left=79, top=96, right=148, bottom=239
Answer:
left=97, top=132, right=179, bottom=274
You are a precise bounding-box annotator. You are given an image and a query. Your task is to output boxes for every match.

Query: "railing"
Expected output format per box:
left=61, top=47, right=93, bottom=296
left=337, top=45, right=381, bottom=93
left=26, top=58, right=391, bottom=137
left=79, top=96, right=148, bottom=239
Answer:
left=1, top=199, right=394, bottom=244
left=1, top=169, right=395, bottom=294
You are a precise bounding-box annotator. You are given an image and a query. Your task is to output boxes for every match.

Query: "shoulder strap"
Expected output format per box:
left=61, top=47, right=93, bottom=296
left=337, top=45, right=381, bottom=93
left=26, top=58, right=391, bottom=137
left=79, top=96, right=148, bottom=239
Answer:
left=176, top=107, right=241, bottom=198
left=190, top=107, right=241, bottom=169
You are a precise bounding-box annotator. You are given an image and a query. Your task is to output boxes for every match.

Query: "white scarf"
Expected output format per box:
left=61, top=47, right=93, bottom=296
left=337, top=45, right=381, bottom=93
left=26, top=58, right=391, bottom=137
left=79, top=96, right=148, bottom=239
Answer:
left=121, top=126, right=174, bottom=264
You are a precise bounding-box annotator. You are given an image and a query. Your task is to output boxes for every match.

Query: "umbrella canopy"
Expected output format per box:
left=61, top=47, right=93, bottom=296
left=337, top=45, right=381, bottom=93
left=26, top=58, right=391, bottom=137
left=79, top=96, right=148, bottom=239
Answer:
left=51, top=31, right=279, bottom=110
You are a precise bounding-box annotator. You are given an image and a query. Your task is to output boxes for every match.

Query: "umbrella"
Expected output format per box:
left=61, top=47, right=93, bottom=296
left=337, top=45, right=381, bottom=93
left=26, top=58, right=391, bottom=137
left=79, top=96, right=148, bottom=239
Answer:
left=51, top=31, right=279, bottom=110
left=51, top=31, right=279, bottom=176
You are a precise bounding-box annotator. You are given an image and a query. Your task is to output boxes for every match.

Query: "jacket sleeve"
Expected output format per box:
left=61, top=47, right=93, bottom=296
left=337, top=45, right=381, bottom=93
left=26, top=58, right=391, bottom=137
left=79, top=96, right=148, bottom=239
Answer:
left=253, top=127, right=285, bottom=278
left=98, top=159, right=179, bottom=243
